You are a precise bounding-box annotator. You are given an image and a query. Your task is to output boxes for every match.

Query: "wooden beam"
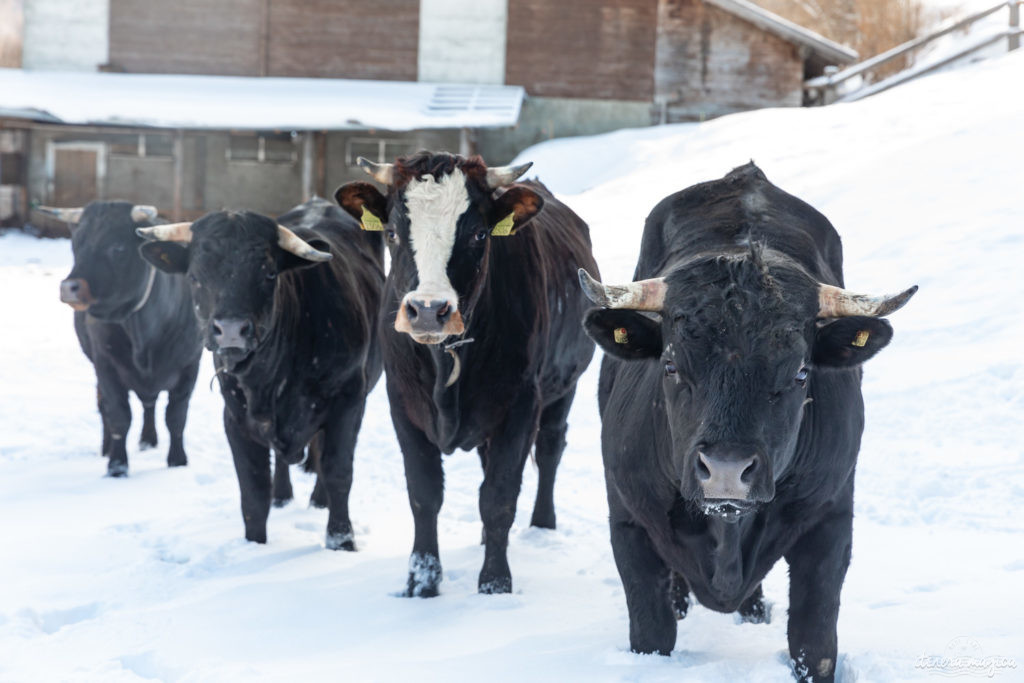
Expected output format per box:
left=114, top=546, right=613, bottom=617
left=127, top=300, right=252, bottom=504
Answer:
left=172, top=129, right=184, bottom=221
left=301, top=131, right=314, bottom=201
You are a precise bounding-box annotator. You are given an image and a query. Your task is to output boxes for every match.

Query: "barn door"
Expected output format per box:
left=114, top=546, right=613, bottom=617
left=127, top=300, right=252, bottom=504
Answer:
left=53, top=149, right=99, bottom=206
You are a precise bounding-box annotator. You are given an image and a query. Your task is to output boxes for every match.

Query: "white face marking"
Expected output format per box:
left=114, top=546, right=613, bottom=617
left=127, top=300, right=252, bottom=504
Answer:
left=403, top=169, right=470, bottom=306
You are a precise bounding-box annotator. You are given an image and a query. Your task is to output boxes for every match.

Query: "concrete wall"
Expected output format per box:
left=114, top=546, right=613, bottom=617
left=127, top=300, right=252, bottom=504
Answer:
left=418, top=0, right=507, bottom=84
left=22, top=0, right=108, bottom=71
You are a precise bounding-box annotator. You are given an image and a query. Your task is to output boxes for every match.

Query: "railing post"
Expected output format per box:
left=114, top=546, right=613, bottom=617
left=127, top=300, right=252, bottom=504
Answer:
left=1010, top=0, right=1021, bottom=51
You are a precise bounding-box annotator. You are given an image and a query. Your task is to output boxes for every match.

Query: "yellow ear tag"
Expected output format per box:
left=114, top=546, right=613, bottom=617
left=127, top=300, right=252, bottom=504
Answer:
left=360, top=206, right=383, bottom=231
left=614, top=327, right=629, bottom=345
left=491, top=212, right=516, bottom=237
left=852, top=330, right=870, bottom=347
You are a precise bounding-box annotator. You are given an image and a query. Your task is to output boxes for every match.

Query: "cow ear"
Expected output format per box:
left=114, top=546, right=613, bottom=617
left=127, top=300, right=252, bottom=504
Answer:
left=583, top=309, right=662, bottom=360
left=489, top=185, right=544, bottom=236
left=334, top=182, right=388, bottom=231
left=278, top=239, right=332, bottom=272
left=813, top=317, right=894, bottom=368
left=139, top=241, right=188, bottom=274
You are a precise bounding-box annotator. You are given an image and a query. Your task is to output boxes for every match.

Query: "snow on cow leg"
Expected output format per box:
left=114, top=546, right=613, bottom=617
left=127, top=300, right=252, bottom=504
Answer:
left=402, top=552, right=442, bottom=598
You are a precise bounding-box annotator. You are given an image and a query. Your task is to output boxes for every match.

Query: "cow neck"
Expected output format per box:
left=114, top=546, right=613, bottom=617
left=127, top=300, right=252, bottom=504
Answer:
left=121, top=272, right=174, bottom=375
left=129, top=266, right=157, bottom=315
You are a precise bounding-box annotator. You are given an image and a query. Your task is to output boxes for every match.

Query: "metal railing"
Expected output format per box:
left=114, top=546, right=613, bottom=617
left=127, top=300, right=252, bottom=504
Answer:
left=805, top=0, right=1022, bottom=105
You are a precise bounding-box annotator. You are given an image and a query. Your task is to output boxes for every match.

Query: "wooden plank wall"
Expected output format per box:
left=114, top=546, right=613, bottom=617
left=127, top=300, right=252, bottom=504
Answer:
left=655, top=0, right=803, bottom=112
left=109, top=0, right=418, bottom=80
left=505, top=0, right=659, bottom=101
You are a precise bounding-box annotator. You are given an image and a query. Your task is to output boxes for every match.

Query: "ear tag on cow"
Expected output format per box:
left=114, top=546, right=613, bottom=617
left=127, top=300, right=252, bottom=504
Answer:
left=491, top=212, right=516, bottom=237
left=852, top=330, right=870, bottom=347
left=360, top=206, right=384, bottom=231
left=614, top=327, right=629, bottom=345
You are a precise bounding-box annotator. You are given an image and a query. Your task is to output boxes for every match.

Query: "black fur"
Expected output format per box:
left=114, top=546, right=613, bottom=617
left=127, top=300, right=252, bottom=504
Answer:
left=336, top=152, right=599, bottom=596
left=63, top=201, right=202, bottom=477
left=587, top=163, right=911, bottom=682
left=140, top=198, right=384, bottom=549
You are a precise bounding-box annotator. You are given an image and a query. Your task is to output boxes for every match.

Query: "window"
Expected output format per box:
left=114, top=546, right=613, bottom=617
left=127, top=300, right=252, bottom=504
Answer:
left=345, top=137, right=416, bottom=166
left=108, top=134, right=174, bottom=158
left=228, top=133, right=297, bottom=164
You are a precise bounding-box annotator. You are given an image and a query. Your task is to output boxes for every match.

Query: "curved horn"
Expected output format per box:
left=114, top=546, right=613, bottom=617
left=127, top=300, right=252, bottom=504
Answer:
left=136, top=222, right=193, bottom=242
left=36, top=206, right=84, bottom=223
left=486, top=162, right=533, bottom=189
left=356, top=157, right=395, bottom=185
left=818, top=283, right=918, bottom=318
left=277, top=225, right=332, bottom=262
left=578, top=268, right=667, bottom=312
left=445, top=348, right=461, bottom=388
left=131, top=205, right=159, bottom=222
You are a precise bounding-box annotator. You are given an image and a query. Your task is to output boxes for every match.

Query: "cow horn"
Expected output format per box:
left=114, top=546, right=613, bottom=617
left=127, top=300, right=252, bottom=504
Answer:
left=277, top=225, right=332, bottom=262
left=131, top=205, right=159, bottom=222
left=578, top=268, right=667, bottom=311
left=818, top=283, right=919, bottom=318
left=486, top=162, right=533, bottom=189
left=136, top=222, right=194, bottom=242
left=36, top=206, right=84, bottom=223
left=356, top=157, right=395, bottom=185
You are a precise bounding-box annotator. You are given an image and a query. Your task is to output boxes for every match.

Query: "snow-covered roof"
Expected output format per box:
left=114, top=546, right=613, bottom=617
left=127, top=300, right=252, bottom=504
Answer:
left=706, top=0, right=858, bottom=65
left=0, top=69, right=525, bottom=131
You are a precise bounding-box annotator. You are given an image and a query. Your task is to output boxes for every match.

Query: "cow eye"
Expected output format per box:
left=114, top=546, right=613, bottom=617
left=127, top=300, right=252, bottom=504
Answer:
left=266, top=270, right=277, bottom=281
left=795, top=366, right=809, bottom=387
left=475, top=229, right=488, bottom=242
left=386, top=229, right=400, bottom=245
left=664, top=360, right=677, bottom=376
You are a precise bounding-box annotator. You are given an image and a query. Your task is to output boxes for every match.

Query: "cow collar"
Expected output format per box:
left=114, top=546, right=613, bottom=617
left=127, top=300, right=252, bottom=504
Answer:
left=129, top=265, right=158, bottom=315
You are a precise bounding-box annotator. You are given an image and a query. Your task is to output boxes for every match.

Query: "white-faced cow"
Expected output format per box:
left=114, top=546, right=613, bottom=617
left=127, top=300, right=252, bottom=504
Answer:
left=581, top=163, right=916, bottom=682
left=335, top=152, right=598, bottom=596
left=55, top=201, right=202, bottom=477
left=137, top=198, right=384, bottom=549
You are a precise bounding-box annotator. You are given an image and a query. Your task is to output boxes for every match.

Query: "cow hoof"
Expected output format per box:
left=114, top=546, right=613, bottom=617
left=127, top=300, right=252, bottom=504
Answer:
left=529, top=513, right=556, bottom=530
left=403, top=553, right=441, bottom=597
left=478, top=576, right=512, bottom=594
left=307, top=495, right=328, bottom=510
left=325, top=531, right=355, bottom=551
left=738, top=597, right=772, bottom=624
left=107, top=461, right=129, bottom=477
left=272, top=496, right=292, bottom=508
left=139, top=437, right=158, bottom=451
left=244, top=529, right=268, bottom=544
left=166, top=447, right=187, bottom=468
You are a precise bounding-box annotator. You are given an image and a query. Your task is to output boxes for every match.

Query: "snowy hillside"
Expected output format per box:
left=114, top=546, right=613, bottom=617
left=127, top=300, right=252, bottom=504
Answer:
left=1, top=50, right=1023, bottom=682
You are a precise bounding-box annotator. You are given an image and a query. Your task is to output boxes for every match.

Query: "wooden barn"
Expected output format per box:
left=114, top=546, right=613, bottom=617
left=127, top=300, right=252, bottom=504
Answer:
left=0, top=0, right=855, bottom=230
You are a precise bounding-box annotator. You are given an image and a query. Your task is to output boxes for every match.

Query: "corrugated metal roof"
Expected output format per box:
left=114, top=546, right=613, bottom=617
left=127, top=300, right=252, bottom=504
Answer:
left=0, top=69, right=525, bottom=131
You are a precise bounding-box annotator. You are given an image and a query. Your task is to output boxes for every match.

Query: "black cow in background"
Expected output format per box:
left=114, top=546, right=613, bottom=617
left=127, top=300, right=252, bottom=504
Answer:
left=138, top=198, right=384, bottom=549
left=335, top=152, right=598, bottom=596
left=54, top=201, right=202, bottom=477
left=580, top=163, right=917, bottom=682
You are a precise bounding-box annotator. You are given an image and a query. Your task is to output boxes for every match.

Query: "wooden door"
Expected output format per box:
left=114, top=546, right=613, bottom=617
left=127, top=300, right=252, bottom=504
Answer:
left=53, top=149, right=98, bottom=207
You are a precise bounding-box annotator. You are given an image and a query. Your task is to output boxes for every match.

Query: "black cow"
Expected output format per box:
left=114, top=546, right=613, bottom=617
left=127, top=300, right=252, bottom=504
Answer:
left=335, top=152, right=598, bottom=596
left=137, top=198, right=384, bottom=548
left=55, top=201, right=202, bottom=477
left=580, top=163, right=917, bottom=682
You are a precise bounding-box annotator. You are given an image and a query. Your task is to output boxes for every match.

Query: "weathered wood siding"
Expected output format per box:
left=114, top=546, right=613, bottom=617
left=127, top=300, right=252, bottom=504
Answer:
left=655, top=0, right=803, bottom=116
left=109, top=0, right=418, bottom=80
left=505, top=0, right=658, bottom=101
left=267, top=0, right=418, bottom=80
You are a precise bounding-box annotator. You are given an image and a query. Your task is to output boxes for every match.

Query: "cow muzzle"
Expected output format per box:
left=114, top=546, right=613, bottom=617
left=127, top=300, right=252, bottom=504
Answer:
left=60, top=278, right=94, bottom=311
left=695, top=443, right=773, bottom=514
left=395, top=292, right=465, bottom=344
left=211, top=317, right=257, bottom=355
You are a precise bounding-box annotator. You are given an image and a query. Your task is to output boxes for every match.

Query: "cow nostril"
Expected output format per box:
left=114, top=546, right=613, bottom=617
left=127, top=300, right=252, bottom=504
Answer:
left=405, top=301, right=419, bottom=321
left=696, top=452, right=711, bottom=481
left=212, top=321, right=223, bottom=337
left=436, top=301, right=451, bottom=322
left=741, top=456, right=759, bottom=484
left=239, top=321, right=252, bottom=337
left=68, top=281, right=80, bottom=293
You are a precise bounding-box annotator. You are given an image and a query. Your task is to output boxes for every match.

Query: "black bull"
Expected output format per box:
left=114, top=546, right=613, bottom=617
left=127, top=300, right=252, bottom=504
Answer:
left=138, top=199, right=384, bottom=549
left=582, top=163, right=916, bottom=682
left=55, top=200, right=202, bottom=477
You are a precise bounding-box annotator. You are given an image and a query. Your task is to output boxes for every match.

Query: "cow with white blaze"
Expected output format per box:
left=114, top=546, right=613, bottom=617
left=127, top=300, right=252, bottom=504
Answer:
left=581, top=163, right=917, bottom=682
left=335, top=151, right=598, bottom=596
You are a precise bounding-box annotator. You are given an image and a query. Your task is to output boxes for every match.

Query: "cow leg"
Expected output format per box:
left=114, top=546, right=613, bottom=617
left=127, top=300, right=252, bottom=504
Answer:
left=320, top=397, right=367, bottom=551
left=670, top=571, right=691, bottom=620
left=393, top=407, right=444, bottom=597
left=95, top=363, right=132, bottom=477
left=271, top=456, right=293, bottom=507
left=478, top=390, right=539, bottom=594
left=785, top=506, right=853, bottom=683
left=530, top=388, right=575, bottom=530
left=224, top=410, right=272, bottom=544
left=97, top=386, right=111, bottom=457
left=307, top=432, right=328, bottom=509
left=610, top=518, right=676, bottom=655
left=164, top=360, right=199, bottom=468
left=139, top=395, right=158, bottom=450
left=738, top=582, right=771, bottom=624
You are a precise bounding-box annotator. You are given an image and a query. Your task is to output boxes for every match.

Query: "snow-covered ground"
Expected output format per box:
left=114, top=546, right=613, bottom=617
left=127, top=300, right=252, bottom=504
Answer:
left=2, top=48, right=1023, bottom=682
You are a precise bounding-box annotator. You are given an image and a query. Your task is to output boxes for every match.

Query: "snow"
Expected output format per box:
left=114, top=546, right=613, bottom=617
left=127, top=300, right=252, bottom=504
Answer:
left=0, top=69, right=524, bottom=131
left=2, top=48, right=1024, bottom=682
